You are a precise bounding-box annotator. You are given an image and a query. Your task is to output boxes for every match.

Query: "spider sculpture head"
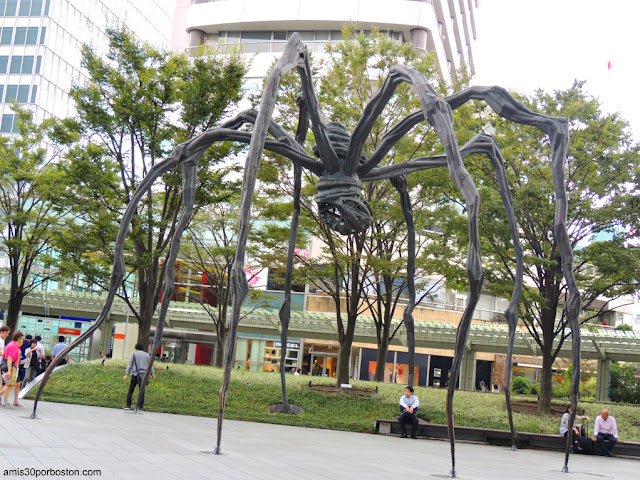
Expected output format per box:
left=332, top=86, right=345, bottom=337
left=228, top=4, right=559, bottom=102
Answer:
left=313, top=122, right=372, bottom=235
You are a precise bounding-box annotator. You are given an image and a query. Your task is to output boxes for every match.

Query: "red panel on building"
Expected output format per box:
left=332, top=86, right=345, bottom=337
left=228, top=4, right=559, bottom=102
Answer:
left=195, top=344, right=213, bottom=365
left=200, top=272, right=218, bottom=307
left=59, top=327, right=81, bottom=336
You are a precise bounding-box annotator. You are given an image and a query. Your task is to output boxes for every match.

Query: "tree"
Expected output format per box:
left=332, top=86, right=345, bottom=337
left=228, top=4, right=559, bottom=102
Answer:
left=0, top=105, right=79, bottom=333
left=258, top=27, right=470, bottom=385
left=182, top=198, right=266, bottom=367
left=441, top=81, right=640, bottom=412
left=52, top=28, right=246, bottom=349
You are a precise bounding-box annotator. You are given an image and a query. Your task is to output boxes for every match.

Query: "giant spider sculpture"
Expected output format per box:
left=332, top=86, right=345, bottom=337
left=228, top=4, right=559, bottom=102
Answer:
left=32, top=34, right=582, bottom=477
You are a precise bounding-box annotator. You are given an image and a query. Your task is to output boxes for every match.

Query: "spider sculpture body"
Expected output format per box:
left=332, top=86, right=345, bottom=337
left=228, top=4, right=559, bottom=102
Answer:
left=32, top=34, right=582, bottom=477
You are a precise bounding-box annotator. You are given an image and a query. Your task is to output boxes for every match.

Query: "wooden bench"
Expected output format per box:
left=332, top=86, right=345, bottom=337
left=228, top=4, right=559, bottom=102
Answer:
left=374, top=419, right=640, bottom=458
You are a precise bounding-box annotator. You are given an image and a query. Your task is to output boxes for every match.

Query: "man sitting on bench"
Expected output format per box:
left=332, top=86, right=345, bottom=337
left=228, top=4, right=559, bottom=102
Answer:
left=593, top=408, right=618, bottom=457
left=398, top=386, right=420, bottom=439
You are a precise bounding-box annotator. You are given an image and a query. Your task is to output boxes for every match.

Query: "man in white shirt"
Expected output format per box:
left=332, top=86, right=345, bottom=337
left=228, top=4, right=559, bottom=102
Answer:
left=398, top=386, right=420, bottom=438
left=592, top=408, right=618, bottom=456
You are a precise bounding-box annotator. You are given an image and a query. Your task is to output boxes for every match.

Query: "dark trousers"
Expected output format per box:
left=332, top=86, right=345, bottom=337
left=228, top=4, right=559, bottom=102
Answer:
left=596, top=433, right=617, bottom=454
left=126, top=375, right=145, bottom=409
left=398, top=412, right=419, bottom=437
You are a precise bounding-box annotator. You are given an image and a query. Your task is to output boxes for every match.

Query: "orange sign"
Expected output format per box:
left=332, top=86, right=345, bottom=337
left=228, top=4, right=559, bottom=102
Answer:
left=59, top=328, right=81, bottom=336
left=114, top=333, right=126, bottom=340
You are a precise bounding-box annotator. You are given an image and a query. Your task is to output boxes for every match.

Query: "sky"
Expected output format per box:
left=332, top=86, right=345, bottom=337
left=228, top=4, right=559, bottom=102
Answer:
left=471, top=0, right=640, bottom=139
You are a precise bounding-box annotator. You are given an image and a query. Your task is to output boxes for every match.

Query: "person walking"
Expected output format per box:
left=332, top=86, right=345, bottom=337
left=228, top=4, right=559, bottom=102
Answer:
left=1, top=331, right=24, bottom=407
left=123, top=344, right=155, bottom=411
left=51, top=336, right=70, bottom=365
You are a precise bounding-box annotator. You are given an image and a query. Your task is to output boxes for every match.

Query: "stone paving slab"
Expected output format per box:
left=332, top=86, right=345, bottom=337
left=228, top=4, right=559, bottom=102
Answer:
left=0, top=400, right=638, bottom=479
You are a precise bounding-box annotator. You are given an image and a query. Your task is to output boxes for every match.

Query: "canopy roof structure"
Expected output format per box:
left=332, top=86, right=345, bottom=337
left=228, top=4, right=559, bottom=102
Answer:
left=3, top=285, right=639, bottom=362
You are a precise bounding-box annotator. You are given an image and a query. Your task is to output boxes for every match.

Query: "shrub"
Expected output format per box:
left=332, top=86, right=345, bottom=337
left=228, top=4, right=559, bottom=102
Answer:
left=529, top=382, right=540, bottom=396
left=616, top=324, right=633, bottom=331
left=609, top=362, right=640, bottom=404
left=511, top=376, right=531, bottom=394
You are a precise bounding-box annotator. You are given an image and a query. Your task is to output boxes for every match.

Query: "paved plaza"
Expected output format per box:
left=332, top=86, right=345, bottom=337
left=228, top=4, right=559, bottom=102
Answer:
left=0, top=400, right=637, bottom=479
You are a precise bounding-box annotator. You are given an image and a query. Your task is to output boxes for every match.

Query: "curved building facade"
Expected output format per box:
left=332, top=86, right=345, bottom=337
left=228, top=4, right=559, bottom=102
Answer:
left=173, top=0, right=479, bottom=83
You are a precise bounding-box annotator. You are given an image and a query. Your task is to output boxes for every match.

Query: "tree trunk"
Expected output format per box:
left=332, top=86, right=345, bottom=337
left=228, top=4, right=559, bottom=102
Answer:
left=336, top=339, right=352, bottom=385
left=374, top=329, right=390, bottom=382
left=214, top=315, right=227, bottom=368
left=214, top=336, right=226, bottom=368
left=537, top=343, right=555, bottom=414
left=5, top=287, right=23, bottom=334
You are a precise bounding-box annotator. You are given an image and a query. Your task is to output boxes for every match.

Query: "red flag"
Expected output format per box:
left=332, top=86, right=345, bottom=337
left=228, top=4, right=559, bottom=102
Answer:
left=608, top=61, right=611, bottom=70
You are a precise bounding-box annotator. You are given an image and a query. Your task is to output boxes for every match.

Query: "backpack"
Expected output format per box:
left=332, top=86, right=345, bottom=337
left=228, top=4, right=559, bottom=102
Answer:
left=573, top=435, right=594, bottom=455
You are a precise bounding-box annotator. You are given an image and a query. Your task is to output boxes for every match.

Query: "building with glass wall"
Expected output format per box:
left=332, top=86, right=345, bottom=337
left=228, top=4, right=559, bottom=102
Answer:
left=0, top=0, right=175, bottom=357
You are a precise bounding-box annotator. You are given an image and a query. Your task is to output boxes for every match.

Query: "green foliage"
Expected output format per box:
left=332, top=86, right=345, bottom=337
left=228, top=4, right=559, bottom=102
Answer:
left=511, top=376, right=531, bottom=394
left=609, top=362, right=640, bottom=404
left=51, top=27, right=246, bottom=346
left=0, top=104, right=80, bottom=330
left=440, top=80, right=640, bottom=411
left=31, top=362, right=640, bottom=442
left=616, top=324, right=633, bottom=331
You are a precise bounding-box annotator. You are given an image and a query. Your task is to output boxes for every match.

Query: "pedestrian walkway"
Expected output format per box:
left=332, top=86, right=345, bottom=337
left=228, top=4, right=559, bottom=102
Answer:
left=0, top=401, right=637, bottom=479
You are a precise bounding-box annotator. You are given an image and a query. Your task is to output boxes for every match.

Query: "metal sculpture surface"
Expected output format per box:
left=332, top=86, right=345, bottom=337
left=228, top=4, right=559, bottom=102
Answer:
left=31, top=34, right=581, bottom=477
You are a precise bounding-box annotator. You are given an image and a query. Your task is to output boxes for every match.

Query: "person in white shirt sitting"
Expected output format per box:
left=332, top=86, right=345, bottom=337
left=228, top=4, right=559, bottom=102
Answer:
left=592, top=409, right=618, bottom=457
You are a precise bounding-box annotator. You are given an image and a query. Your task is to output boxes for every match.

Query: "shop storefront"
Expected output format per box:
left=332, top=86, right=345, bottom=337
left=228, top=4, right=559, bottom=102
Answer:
left=234, top=334, right=301, bottom=373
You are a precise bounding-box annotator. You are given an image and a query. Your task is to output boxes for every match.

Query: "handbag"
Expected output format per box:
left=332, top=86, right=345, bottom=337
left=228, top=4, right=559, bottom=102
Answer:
left=132, top=354, right=150, bottom=386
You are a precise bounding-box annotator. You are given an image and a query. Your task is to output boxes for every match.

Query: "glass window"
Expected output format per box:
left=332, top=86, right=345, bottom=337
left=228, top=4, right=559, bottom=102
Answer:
left=298, top=31, right=314, bottom=42
left=30, top=0, right=42, bottom=15
left=44, top=0, right=49, bottom=15
left=316, top=31, right=330, bottom=41
left=30, top=85, right=37, bottom=103
left=14, top=27, right=26, bottom=44
left=35, top=55, right=41, bottom=73
left=18, top=0, right=30, bottom=16
left=5, top=84, right=18, bottom=102
left=21, top=55, right=34, bottom=73
left=226, top=31, right=239, bottom=44
left=0, top=56, right=8, bottom=73
left=1, top=27, right=14, bottom=45
left=39, top=26, right=46, bottom=44
left=273, top=31, right=286, bottom=41
left=17, top=85, right=29, bottom=103
left=241, top=31, right=271, bottom=42
left=5, top=0, right=18, bottom=16
left=26, top=26, right=39, bottom=44
left=1, top=114, right=14, bottom=133
left=0, top=0, right=5, bottom=15
left=10, top=56, right=22, bottom=73
left=0, top=86, right=3, bottom=101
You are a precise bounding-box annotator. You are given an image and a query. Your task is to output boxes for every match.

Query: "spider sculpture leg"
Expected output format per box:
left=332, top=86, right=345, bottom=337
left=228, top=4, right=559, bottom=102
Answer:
left=215, top=34, right=307, bottom=455
left=30, top=140, right=198, bottom=418
left=457, top=133, right=524, bottom=451
left=30, top=99, right=319, bottom=419
left=389, top=175, right=417, bottom=387
left=135, top=154, right=200, bottom=412
left=446, top=87, right=577, bottom=471
left=278, top=100, right=309, bottom=412
left=344, top=64, right=482, bottom=478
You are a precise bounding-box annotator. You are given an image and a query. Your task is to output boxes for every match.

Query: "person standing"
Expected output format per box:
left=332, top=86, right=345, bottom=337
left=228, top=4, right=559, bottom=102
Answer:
left=593, top=408, right=618, bottom=456
left=0, top=325, right=10, bottom=391
left=51, top=336, right=70, bottom=365
left=1, top=331, right=24, bottom=407
left=123, top=343, right=155, bottom=410
left=398, top=386, right=420, bottom=438
left=24, top=339, right=42, bottom=384
left=34, top=335, right=46, bottom=375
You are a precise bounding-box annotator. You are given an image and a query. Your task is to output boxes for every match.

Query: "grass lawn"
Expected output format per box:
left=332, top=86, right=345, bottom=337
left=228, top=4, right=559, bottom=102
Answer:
left=28, top=360, right=640, bottom=442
